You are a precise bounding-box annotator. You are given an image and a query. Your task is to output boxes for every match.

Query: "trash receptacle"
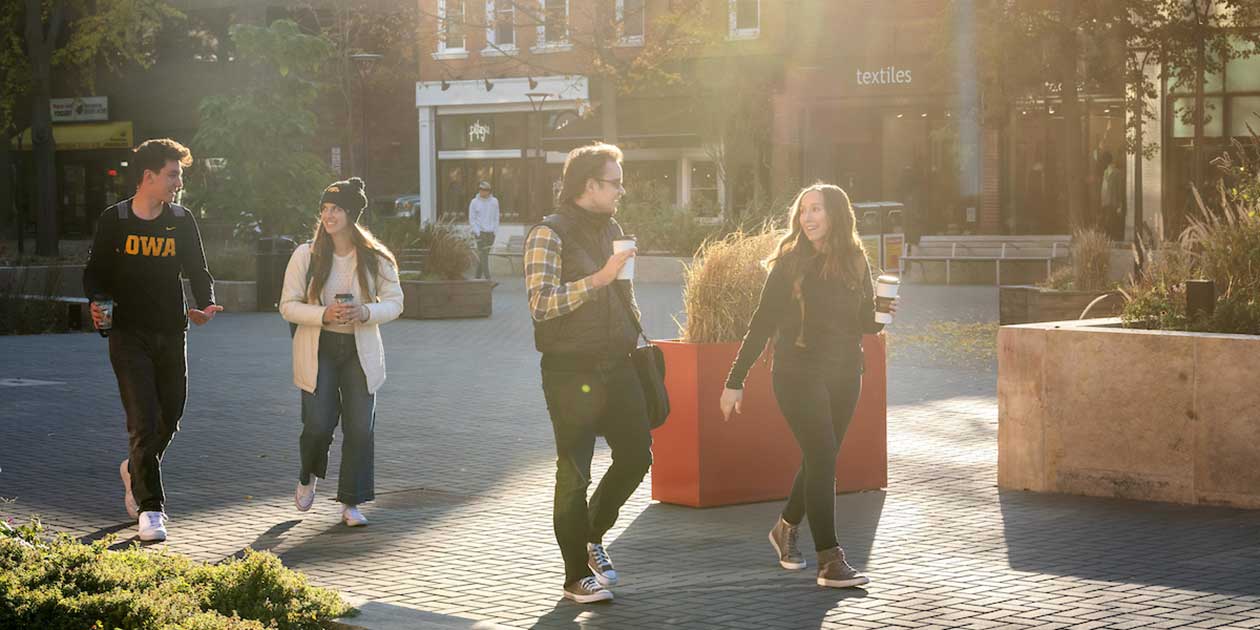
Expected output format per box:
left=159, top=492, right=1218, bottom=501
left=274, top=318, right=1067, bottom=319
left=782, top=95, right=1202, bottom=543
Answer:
left=256, top=236, right=297, bottom=312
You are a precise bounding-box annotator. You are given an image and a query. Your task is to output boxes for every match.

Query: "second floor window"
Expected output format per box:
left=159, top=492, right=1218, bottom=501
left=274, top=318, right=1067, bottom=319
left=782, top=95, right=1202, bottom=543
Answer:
left=619, top=0, right=645, bottom=42
left=729, top=0, right=759, bottom=39
left=542, top=0, right=568, bottom=45
left=491, top=1, right=515, bottom=48
left=440, top=0, right=466, bottom=52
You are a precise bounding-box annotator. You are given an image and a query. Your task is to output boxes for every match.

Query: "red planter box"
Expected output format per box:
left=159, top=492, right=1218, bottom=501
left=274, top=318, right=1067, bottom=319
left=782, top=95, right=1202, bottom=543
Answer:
left=651, top=335, right=887, bottom=507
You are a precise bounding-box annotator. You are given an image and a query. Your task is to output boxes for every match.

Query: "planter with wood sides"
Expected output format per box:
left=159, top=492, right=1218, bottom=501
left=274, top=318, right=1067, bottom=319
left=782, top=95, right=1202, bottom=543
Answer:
left=400, top=279, right=493, bottom=319
left=999, top=285, right=1123, bottom=325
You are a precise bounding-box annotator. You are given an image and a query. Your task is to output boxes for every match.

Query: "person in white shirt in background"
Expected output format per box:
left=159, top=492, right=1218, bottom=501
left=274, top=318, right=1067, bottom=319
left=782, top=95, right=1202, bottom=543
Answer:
left=279, top=177, right=404, bottom=528
left=469, top=180, right=500, bottom=280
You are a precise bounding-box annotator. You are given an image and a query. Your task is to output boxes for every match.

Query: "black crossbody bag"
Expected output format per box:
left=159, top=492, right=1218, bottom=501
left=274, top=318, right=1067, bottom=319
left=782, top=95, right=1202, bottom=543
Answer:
left=542, top=216, right=671, bottom=430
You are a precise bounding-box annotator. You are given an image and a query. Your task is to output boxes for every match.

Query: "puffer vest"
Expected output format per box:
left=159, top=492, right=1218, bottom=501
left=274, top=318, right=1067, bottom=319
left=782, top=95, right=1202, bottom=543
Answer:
left=532, top=207, right=638, bottom=361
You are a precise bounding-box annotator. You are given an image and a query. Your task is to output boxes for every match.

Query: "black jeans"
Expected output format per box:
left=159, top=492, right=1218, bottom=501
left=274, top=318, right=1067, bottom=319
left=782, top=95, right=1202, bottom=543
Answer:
left=299, top=331, right=376, bottom=505
left=108, top=328, right=187, bottom=514
left=772, top=366, right=862, bottom=552
left=541, top=357, right=652, bottom=586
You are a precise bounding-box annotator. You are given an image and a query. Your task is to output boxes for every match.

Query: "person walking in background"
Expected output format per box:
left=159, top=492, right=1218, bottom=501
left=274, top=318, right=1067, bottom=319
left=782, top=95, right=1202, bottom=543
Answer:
left=719, top=183, right=895, bottom=589
left=83, top=138, right=222, bottom=542
left=280, top=177, right=404, bottom=527
left=469, top=180, right=500, bottom=280
left=1099, top=151, right=1125, bottom=241
left=525, top=143, right=646, bottom=604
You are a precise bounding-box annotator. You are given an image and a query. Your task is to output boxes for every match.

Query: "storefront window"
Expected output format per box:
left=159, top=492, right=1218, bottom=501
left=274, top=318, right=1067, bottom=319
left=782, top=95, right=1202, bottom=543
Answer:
left=1225, top=39, right=1260, bottom=91
left=437, top=159, right=542, bottom=223
left=624, top=160, right=676, bottom=206
left=690, top=161, right=719, bottom=216
left=1228, top=96, right=1260, bottom=137
left=438, top=114, right=526, bottom=151
left=1171, top=97, right=1225, bottom=138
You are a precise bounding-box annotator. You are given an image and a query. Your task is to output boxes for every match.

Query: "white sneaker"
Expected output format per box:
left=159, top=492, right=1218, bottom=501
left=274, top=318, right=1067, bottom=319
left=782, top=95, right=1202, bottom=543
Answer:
left=341, top=504, right=368, bottom=527
left=138, top=511, right=167, bottom=542
left=295, top=478, right=317, bottom=512
left=119, top=459, right=138, bottom=519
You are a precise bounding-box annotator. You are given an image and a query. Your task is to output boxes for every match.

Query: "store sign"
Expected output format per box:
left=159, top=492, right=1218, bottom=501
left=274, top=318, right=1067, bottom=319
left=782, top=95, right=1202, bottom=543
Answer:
left=854, top=66, right=913, bottom=86
left=467, top=118, right=492, bottom=147
left=51, top=96, right=109, bottom=122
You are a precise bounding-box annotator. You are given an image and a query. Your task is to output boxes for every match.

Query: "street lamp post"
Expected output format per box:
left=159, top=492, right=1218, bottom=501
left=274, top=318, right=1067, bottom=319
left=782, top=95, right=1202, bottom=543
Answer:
left=350, top=53, right=382, bottom=223
left=525, top=92, right=551, bottom=220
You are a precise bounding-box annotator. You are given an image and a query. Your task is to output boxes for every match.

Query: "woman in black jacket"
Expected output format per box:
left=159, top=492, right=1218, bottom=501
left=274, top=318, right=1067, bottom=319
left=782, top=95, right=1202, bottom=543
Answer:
left=720, top=183, right=893, bottom=589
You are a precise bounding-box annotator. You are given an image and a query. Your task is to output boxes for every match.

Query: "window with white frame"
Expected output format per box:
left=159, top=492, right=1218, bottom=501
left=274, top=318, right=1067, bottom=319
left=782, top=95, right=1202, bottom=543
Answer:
left=485, top=0, right=515, bottom=51
left=728, top=0, right=759, bottom=40
left=537, top=0, right=568, bottom=48
left=618, top=0, right=645, bottom=44
left=438, top=0, right=467, bottom=55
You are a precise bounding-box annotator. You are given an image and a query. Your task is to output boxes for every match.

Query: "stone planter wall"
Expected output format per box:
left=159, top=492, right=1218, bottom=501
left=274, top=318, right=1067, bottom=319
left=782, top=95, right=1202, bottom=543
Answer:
left=999, top=285, right=1124, bottom=325
left=182, top=280, right=257, bottom=312
left=998, top=318, right=1260, bottom=509
left=0, top=265, right=86, bottom=298
left=489, top=255, right=689, bottom=283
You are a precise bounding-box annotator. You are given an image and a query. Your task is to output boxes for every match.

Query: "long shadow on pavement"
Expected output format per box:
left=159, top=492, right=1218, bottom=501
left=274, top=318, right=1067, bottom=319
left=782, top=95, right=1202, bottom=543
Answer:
left=999, top=489, right=1260, bottom=596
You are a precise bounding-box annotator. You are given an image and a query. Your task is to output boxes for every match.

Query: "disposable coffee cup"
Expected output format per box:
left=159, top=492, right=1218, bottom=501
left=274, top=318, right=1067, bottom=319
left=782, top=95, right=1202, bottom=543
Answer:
left=93, top=295, right=113, bottom=337
left=874, top=275, right=900, bottom=324
left=334, top=293, right=355, bottom=305
left=613, top=237, right=636, bottom=281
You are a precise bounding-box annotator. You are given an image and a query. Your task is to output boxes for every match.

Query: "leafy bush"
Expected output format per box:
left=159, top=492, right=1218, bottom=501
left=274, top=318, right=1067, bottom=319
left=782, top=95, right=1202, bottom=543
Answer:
left=680, top=225, right=781, bottom=343
left=0, top=521, right=350, bottom=630
left=372, top=217, right=425, bottom=261
left=203, top=243, right=256, bottom=282
left=1038, top=228, right=1112, bottom=291
left=1122, top=130, right=1260, bottom=334
left=0, top=266, right=75, bottom=335
left=615, top=185, right=725, bottom=257
left=420, top=220, right=476, bottom=281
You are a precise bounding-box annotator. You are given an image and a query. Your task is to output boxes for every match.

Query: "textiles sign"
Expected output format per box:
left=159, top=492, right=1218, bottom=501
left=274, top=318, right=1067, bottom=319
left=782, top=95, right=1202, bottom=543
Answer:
left=51, top=96, right=109, bottom=122
left=855, top=66, right=913, bottom=86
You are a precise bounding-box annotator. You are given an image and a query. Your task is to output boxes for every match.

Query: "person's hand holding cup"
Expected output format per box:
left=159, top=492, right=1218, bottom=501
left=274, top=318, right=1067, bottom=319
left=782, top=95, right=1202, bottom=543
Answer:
left=91, top=295, right=113, bottom=338
left=875, top=275, right=900, bottom=324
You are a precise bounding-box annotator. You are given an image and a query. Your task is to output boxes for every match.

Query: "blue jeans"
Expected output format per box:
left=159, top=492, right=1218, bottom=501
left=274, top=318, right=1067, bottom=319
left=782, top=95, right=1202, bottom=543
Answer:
left=299, top=331, right=376, bottom=505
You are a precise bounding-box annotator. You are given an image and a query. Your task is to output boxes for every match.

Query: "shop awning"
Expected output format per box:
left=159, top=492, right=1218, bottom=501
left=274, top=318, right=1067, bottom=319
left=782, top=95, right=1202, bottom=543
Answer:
left=11, top=121, right=133, bottom=151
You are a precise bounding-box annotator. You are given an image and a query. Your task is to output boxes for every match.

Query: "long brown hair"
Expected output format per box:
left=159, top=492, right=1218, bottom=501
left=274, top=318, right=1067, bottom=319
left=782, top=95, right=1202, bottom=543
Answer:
left=765, top=183, right=867, bottom=290
left=306, top=209, right=398, bottom=304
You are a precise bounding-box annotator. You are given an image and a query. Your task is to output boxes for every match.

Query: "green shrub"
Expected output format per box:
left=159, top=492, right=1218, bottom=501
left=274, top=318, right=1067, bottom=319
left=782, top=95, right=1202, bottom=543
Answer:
left=0, top=521, right=351, bottom=630
left=1122, top=128, right=1260, bottom=334
left=616, top=185, right=725, bottom=257
left=203, top=243, right=257, bottom=282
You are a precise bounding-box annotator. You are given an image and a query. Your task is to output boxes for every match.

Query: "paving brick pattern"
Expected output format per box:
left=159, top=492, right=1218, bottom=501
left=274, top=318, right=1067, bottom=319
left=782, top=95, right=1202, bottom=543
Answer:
left=3, top=283, right=1260, bottom=629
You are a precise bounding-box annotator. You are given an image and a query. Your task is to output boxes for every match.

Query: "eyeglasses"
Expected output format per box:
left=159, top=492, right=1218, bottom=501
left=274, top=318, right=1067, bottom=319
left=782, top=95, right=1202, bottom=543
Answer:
left=595, top=178, right=624, bottom=190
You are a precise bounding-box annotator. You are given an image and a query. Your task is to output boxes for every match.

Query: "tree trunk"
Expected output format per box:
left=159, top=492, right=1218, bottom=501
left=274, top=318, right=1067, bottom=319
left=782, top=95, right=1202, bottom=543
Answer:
left=26, top=0, right=63, bottom=257
left=599, top=77, right=619, bottom=143
left=1057, top=0, right=1086, bottom=231
left=0, top=142, right=14, bottom=242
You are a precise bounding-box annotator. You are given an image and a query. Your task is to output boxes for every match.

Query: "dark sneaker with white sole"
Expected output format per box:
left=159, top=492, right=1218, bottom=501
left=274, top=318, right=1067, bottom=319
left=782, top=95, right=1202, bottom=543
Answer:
left=563, top=576, right=613, bottom=603
left=816, top=547, right=869, bottom=588
left=769, top=517, right=805, bottom=570
left=587, top=543, right=618, bottom=586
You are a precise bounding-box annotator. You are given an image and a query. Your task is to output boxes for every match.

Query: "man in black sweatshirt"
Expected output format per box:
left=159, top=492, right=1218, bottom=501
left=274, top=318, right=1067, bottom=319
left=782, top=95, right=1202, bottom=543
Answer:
left=82, top=138, right=221, bottom=542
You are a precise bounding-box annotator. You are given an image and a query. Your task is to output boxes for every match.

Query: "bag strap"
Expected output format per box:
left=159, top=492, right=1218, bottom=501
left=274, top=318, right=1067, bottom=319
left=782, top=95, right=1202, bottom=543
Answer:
left=542, top=214, right=652, bottom=346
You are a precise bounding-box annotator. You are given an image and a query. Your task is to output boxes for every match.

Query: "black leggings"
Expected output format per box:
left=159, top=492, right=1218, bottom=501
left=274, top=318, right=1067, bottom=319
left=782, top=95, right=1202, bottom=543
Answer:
left=772, top=367, right=862, bottom=552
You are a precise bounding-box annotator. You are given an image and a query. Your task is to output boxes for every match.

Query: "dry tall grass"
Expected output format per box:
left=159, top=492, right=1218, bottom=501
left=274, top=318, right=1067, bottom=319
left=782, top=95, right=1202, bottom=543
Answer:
left=679, top=226, right=782, bottom=343
left=1068, top=227, right=1112, bottom=291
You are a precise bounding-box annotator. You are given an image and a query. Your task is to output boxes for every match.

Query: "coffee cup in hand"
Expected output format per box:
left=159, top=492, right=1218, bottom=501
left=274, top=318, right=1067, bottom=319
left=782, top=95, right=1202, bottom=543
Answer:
left=875, top=275, right=900, bottom=324
left=613, top=237, right=636, bottom=280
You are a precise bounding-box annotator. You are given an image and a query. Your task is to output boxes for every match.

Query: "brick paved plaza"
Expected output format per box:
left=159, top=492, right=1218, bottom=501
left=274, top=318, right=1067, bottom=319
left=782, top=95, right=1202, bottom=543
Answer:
left=3, top=282, right=1260, bottom=629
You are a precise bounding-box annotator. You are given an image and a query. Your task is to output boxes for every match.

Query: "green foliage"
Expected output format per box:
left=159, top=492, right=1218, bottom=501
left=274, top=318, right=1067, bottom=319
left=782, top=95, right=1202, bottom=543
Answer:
left=0, top=521, right=350, bottom=630
left=187, top=20, right=334, bottom=237
left=615, top=184, right=722, bottom=257
left=371, top=217, right=424, bottom=262
left=202, top=243, right=255, bottom=282
left=1123, top=132, right=1260, bottom=334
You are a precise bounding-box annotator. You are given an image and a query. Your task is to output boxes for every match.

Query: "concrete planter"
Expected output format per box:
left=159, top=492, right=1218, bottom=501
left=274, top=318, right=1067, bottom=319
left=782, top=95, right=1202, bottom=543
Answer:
left=0, top=265, right=86, bottom=298
left=400, top=280, right=493, bottom=319
left=181, top=280, right=257, bottom=312
left=998, top=318, right=1260, bottom=508
left=999, top=285, right=1123, bottom=325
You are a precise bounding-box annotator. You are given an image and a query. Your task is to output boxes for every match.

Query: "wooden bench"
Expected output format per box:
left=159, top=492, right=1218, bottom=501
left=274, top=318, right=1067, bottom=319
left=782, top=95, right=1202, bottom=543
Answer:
left=489, top=235, right=526, bottom=275
left=900, top=240, right=1069, bottom=285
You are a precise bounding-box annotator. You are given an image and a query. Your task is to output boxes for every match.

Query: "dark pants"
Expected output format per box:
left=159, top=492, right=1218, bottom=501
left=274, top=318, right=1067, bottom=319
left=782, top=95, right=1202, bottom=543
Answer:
left=109, top=328, right=188, bottom=514
left=475, top=232, right=495, bottom=280
left=541, top=358, right=652, bottom=586
left=299, top=331, right=376, bottom=505
left=772, top=367, right=862, bottom=552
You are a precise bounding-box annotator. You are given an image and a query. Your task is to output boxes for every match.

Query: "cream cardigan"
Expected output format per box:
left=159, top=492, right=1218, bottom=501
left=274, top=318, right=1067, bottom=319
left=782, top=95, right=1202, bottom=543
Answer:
left=279, top=243, right=404, bottom=394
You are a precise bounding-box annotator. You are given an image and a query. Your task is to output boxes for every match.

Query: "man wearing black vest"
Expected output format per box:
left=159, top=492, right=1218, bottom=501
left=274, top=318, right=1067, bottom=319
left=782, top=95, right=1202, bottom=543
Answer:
left=83, top=138, right=221, bottom=542
left=525, top=142, right=647, bottom=603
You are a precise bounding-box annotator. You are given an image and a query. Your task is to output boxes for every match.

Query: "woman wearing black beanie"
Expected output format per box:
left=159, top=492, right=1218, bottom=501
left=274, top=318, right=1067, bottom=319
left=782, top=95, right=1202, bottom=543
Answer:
left=279, top=177, right=405, bottom=527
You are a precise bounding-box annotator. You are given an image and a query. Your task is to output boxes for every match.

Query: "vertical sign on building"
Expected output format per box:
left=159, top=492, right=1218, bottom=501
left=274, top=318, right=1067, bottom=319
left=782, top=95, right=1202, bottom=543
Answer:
left=330, top=146, right=342, bottom=176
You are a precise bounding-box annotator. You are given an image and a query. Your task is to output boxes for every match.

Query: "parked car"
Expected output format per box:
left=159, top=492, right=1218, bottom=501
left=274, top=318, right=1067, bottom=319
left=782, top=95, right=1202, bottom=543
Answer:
left=393, top=194, right=422, bottom=219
